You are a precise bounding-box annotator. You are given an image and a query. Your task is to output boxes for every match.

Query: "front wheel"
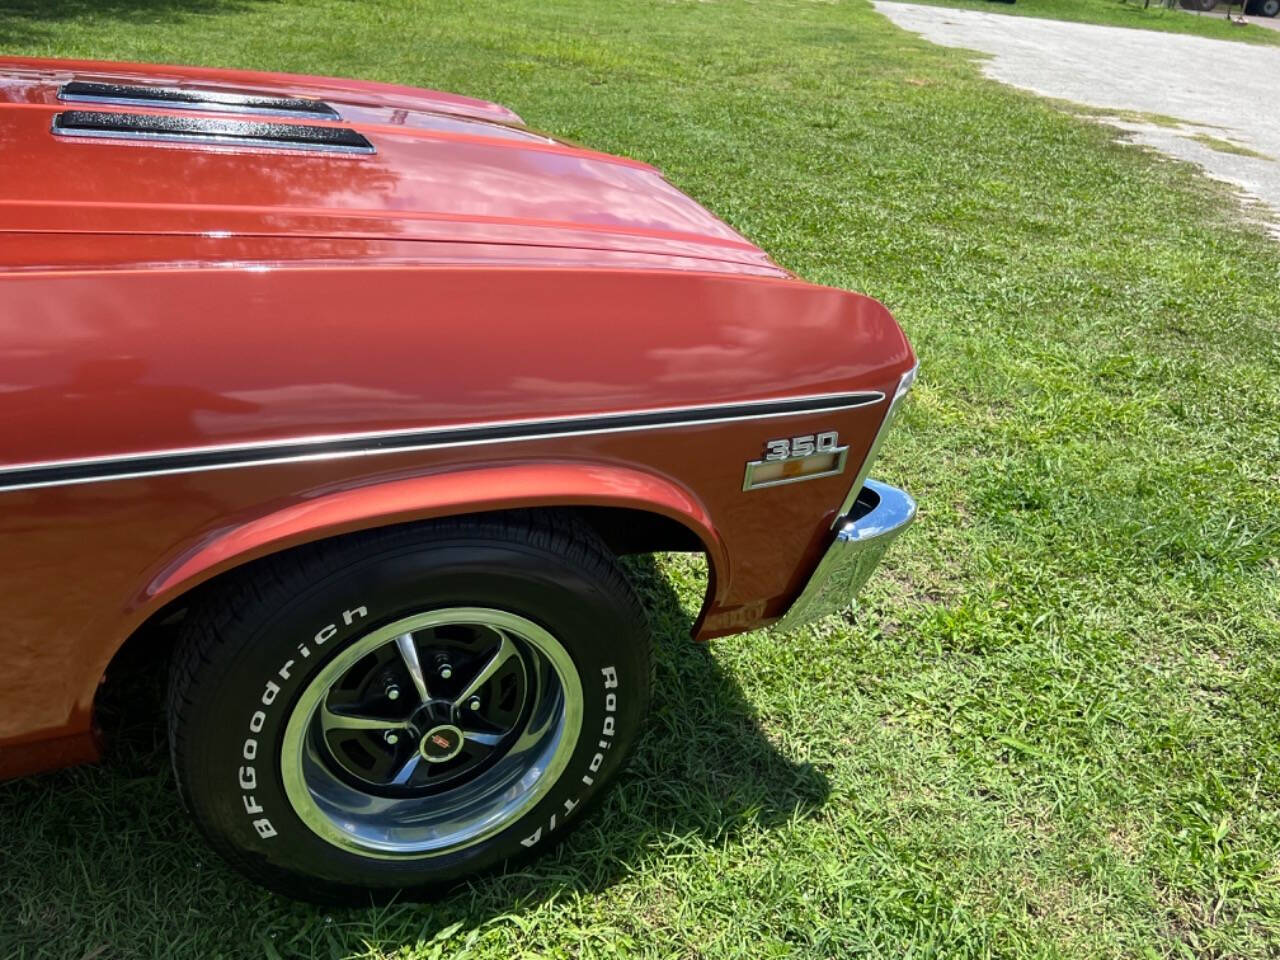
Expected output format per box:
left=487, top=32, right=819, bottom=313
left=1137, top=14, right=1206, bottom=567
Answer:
left=167, top=512, right=650, bottom=902
left=1246, top=0, right=1279, bottom=16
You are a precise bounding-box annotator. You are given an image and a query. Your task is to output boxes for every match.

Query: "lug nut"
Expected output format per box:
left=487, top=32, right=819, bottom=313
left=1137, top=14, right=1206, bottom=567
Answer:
left=385, top=684, right=401, bottom=701
left=384, top=731, right=400, bottom=745
left=468, top=698, right=481, bottom=711
left=438, top=664, right=453, bottom=680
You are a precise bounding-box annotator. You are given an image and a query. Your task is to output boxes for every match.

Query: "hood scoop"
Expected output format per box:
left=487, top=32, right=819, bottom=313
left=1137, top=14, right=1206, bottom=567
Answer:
left=58, top=80, right=342, bottom=120
left=51, top=109, right=375, bottom=156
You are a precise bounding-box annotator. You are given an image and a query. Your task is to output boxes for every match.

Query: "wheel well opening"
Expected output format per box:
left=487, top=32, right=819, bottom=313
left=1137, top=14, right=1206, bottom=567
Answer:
left=94, top=504, right=711, bottom=757
left=568, top=505, right=705, bottom=556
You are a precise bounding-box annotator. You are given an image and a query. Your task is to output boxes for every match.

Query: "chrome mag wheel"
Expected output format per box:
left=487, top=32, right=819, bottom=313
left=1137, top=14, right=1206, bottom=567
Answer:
left=281, top=607, right=583, bottom=858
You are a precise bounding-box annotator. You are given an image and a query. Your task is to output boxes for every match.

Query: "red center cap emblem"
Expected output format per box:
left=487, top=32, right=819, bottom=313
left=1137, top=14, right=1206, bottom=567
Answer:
left=419, top=724, right=463, bottom=762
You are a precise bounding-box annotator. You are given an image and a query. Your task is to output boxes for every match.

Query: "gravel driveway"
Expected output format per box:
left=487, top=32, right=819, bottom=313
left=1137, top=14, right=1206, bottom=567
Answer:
left=875, top=2, right=1280, bottom=237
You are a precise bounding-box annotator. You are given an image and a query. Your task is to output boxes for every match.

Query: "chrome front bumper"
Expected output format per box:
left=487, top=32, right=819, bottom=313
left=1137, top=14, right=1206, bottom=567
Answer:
left=772, top=478, right=916, bottom=632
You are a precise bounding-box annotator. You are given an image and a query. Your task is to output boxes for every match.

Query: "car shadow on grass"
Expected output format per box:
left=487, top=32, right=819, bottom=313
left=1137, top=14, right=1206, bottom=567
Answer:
left=0, top=554, right=828, bottom=955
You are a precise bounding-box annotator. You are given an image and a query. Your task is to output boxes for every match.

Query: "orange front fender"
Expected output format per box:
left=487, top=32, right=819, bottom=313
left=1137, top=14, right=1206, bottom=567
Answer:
left=5, top=460, right=728, bottom=780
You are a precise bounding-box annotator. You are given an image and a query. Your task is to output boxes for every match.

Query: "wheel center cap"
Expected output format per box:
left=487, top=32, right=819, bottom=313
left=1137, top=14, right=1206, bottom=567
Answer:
left=419, top=723, right=464, bottom=763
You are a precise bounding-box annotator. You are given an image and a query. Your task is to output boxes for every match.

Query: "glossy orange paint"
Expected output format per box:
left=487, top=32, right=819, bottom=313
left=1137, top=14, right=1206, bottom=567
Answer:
left=0, top=57, right=777, bottom=270
left=0, top=59, right=914, bottom=779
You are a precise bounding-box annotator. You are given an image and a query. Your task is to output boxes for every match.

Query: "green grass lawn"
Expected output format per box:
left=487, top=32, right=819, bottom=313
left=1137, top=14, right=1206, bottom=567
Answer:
left=884, top=0, right=1280, bottom=46
left=2, top=0, right=1279, bottom=957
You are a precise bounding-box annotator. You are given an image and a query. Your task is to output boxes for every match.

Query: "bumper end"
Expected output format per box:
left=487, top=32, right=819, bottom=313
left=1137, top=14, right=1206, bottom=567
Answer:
left=772, top=479, right=916, bottom=633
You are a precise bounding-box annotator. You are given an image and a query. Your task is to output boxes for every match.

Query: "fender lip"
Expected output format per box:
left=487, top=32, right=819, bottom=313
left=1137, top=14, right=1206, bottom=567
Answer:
left=138, top=460, right=728, bottom=611
left=770, top=478, right=916, bottom=633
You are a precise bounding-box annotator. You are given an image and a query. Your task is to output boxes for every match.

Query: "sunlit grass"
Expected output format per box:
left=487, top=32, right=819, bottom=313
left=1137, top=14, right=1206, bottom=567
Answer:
left=1, top=1, right=1278, bottom=958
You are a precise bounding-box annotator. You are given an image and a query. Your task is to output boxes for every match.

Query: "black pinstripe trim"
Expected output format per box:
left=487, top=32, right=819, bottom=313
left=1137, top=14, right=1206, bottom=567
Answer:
left=0, top=391, right=885, bottom=492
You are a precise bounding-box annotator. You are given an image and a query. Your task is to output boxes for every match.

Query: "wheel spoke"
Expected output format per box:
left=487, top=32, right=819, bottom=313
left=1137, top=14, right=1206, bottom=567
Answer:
left=461, top=729, right=505, bottom=747
left=394, top=632, right=431, bottom=703
left=320, top=703, right=413, bottom=733
left=389, top=752, right=421, bottom=786
left=453, top=630, right=517, bottom=707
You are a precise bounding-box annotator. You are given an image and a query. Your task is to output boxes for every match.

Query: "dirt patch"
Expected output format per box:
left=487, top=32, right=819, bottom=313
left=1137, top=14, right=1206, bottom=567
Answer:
left=875, top=2, right=1280, bottom=239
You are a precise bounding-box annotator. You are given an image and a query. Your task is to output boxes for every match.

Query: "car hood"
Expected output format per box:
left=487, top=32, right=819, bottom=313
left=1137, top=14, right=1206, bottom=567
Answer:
left=0, top=57, right=778, bottom=270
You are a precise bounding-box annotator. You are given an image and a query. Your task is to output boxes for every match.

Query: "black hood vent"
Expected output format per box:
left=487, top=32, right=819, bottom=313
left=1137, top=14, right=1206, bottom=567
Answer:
left=58, top=80, right=342, bottom=120
left=51, top=109, right=375, bottom=155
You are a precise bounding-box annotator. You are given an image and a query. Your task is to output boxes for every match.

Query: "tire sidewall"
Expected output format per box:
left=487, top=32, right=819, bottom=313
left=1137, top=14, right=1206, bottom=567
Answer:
left=179, top=533, right=646, bottom=895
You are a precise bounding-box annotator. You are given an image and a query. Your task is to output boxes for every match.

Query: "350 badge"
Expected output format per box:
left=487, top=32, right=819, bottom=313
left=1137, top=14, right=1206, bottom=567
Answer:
left=763, top=431, right=841, bottom=461
left=742, top=430, right=848, bottom=491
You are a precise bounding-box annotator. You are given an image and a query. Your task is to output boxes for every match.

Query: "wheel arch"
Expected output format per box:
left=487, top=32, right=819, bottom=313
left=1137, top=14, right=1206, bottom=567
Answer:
left=91, top=462, right=725, bottom=744
left=137, top=462, right=724, bottom=608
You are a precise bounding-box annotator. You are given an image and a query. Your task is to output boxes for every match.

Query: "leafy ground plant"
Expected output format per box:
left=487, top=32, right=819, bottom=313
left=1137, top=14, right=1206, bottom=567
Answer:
left=1, top=0, right=1278, bottom=958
